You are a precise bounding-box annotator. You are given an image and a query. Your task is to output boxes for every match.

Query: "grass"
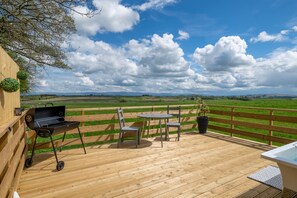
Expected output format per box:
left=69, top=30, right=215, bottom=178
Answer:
left=21, top=95, right=196, bottom=108
left=22, top=95, right=297, bottom=110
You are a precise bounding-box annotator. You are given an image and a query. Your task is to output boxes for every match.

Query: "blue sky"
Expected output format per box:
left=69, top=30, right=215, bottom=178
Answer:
left=33, top=0, right=297, bottom=95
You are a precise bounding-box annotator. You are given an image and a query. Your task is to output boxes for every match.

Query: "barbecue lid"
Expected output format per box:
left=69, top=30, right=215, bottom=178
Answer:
left=25, top=106, right=66, bottom=130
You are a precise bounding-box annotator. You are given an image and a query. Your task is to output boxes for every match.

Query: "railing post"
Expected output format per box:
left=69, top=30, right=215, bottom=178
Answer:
left=268, top=110, right=274, bottom=145
left=230, top=107, right=235, bottom=137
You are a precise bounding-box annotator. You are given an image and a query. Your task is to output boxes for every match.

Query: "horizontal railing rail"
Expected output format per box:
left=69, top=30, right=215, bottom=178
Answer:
left=26, top=104, right=297, bottom=152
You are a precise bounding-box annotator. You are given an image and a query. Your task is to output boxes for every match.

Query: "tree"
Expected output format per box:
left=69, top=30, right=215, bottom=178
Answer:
left=0, top=0, right=94, bottom=69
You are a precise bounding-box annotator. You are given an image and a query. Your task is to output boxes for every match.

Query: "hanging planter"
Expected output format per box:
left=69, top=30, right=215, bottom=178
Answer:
left=17, top=70, right=29, bottom=80
left=0, top=77, right=20, bottom=92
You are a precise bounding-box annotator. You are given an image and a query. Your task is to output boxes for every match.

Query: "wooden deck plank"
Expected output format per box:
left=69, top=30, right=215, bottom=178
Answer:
left=137, top=151, right=268, bottom=198
left=18, top=132, right=285, bottom=198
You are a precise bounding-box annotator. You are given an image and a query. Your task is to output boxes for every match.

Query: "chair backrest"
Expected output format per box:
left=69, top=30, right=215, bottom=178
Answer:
left=117, top=108, right=126, bottom=129
left=167, top=105, right=181, bottom=123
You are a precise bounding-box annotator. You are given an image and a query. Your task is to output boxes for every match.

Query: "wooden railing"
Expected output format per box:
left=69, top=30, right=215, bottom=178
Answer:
left=0, top=113, right=27, bottom=198
left=208, top=105, right=297, bottom=145
left=26, top=104, right=297, bottom=153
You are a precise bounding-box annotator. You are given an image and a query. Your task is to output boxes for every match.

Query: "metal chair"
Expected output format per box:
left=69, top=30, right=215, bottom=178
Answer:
left=117, top=108, right=140, bottom=148
left=166, top=105, right=181, bottom=141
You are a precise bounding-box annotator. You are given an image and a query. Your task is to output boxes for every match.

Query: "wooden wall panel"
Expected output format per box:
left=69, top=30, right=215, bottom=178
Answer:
left=0, top=47, right=20, bottom=125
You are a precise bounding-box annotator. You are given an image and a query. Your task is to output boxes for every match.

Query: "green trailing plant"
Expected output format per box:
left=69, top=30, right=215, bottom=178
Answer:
left=17, top=70, right=29, bottom=80
left=17, top=70, right=30, bottom=92
left=20, top=79, right=29, bottom=93
left=196, top=98, right=210, bottom=117
left=0, top=77, right=20, bottom=92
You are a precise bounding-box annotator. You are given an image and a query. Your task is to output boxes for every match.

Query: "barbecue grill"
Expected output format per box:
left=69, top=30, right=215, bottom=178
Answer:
left=25, top=105, right=86, bottom=171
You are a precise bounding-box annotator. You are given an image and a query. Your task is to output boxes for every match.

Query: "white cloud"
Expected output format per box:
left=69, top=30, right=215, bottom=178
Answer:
left=292, top=26, right=297, bottom=32
left=32, top=68, right=98, bottom=93
left=192, top=36, right=297, bottom=92
left=125, top=33, right=194, bottom=77
left=133, top=0, right=177, bottom=11
left=122, top=79, right=136, bottom=86
left=250, top=30, right=288, bottom=43
left=254, top=48, right=297, bottom=86
left=66, top=34, right=138, bottom=76
left=193, top=36, right=255, bottom=71
left=73, top=0, right=139, bottom=35
left=74, top=72, right=95, bottom=86
left=80, top=76, right=95, bottom=86
left=74, top=72, right=84, bottom=77
left=38, top=79, right=49, bottom=87
left=177, top=30, right=190, bottom=40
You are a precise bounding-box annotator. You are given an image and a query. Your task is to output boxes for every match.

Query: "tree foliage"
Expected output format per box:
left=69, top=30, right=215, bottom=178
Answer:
left=0, top=0, right=92, bottom=69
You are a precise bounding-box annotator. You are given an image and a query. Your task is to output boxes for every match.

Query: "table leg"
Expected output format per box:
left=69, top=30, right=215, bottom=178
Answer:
left=159, top=119, right=163, bottom=148
left=147, top=118, right=151, bottom=137
left=165, top=119, right=169, bottom=141
left=141, top=118, right=146, bottom=138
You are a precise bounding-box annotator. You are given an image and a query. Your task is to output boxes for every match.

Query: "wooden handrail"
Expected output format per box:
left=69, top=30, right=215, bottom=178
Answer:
left=0, top=110, right=28, bottom=139
left=208, top=104, right=297, bottom=112
left=67, top=104, right=194, bottom=112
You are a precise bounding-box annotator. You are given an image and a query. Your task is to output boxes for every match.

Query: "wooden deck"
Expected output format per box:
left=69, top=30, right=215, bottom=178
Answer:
left=17, top=132, right=289, bottom=198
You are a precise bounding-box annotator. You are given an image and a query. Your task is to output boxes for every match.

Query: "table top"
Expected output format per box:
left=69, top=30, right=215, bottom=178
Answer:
left=138, top=113, right=173, bottom=119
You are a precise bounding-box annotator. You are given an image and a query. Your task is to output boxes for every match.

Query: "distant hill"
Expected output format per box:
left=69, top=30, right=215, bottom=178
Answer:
left=23, top=92, right=297, bottom=98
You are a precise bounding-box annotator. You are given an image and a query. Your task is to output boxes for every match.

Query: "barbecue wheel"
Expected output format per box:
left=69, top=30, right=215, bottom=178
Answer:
left=25, top=158, right=33, bottom=168
left=56, top=161, right=64, bottom=171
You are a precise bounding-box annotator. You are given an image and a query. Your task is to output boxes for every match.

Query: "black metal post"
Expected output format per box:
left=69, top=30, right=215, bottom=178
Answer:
left=59, top=131, right=67, bottom=152
left=30, top=133, right=38, bottom=161
left=49, top=132, right=59, bottom=164
left=77, top=127, right=87, bottom=154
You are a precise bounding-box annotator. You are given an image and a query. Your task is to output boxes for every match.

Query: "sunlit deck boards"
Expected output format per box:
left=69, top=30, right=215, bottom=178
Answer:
left=18, top=132, right=284, bottom=198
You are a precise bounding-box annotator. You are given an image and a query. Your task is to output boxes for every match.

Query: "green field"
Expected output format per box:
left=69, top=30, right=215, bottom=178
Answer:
left=21, top=95, right=297, bottom=109
left=21, top=95, right=196, bottom=108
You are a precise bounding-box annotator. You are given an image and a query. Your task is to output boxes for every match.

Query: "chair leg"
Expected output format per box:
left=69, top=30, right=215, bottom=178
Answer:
left=147, top=119, right=151, bottom=137
left=121, top=131, right=124, bottom=142
left=117, top=130, right=122, bottom=148
left=165, top=125, right=169, bottom=141
left=135, top=130, right=138, bottom=148
left=159, top=120, right=163, bottom=148
left=138, top=130, right=141, bottom=145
